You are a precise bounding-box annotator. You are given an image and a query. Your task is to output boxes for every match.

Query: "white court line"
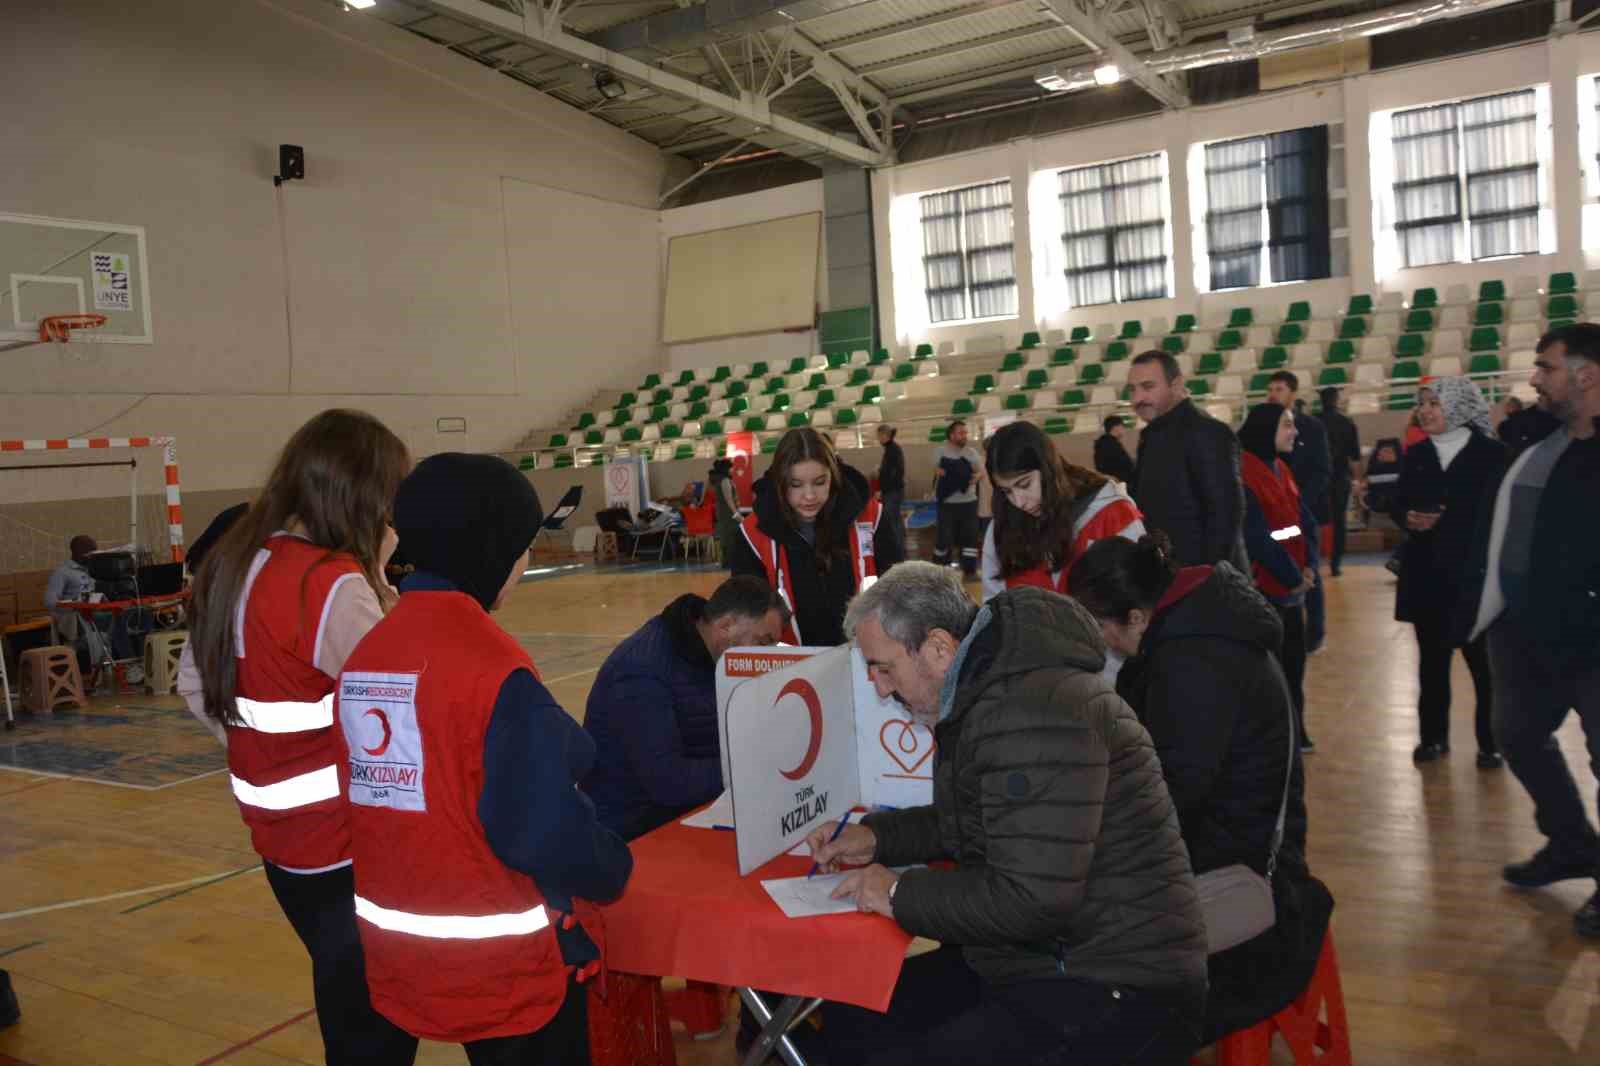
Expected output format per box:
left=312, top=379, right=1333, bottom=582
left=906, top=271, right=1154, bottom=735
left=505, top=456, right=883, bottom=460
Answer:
left=0, top=764, right=228, bottom=792
left=543, top=666, right=601, bottom=685
left=0, top=865, right=261, bottom=922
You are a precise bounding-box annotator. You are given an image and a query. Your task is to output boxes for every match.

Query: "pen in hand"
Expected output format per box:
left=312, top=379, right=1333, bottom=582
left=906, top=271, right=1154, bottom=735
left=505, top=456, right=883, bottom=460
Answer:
left=807, top=815, right=851, bottom=879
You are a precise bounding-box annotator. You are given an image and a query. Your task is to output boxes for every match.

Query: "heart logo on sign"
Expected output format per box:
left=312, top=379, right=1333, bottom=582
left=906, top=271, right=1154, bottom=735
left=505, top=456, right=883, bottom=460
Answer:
left=607, top=466, right=630, bottom=494
left=879, top=718, right=935, bottom=775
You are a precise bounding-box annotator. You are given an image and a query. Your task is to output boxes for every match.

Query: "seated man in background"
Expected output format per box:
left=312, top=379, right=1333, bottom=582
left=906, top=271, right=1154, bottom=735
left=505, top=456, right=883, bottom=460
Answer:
left=813, top=563, right=1207, bottom=1066
left=583, top=575, right=788, bottom=840
left=44, top=534, right=117, bottom=671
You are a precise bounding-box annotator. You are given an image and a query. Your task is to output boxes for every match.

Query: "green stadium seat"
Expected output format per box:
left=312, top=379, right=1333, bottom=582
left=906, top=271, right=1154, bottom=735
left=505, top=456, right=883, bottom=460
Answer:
left=553, top=453, right=574, bottom=469
left=650, top=389, right=671, bottom=406
left=547, top=433, right=568, bottom=448
left=1216, top=330, right=1244, bottom=350
left=999, top=352, right=1026, bottom=371
left=1169, top=314, right=1195, bottom=334
left=1077, top=364, right=1105, bottom=385
left=574, top=413, right=595, bottom=430
left=766, top=394, right=790, bottom=412
left=1395, top=333, right=1426, bottom=358
left=784, top=357, right=809, bottom=375
left=1020, top=331, right=1042, bottom=349
left=1276, top=323, right=1305, bottom=346
left=1389, top=364, right=1421, bottom=410
left=1410, top=287, right=1438, bottom=309
left=1392, top=359, right=1422, bottom=382
left=700, top=418, right=723, bottom=436
left=609, top=409, right=631, bottom=427
left=1548, top=272, right=1577, bottom=294
left=1060, top=389, right=1088, bottom=408
left=1070, top=326, right=1092, bottom=343
left=1468, top=353, right=1502, bottom=376
left=710, top=366, right=731, bottom=383
left=870, top=348, right=891, bottom=365
left=622, top=426, right=643, bottom=442
left=660, top=423, right=683, bottom=440
left=826, top=352, right=850, bottom=369
left=1227, top=308, right=1254, bottom=328
left=762, top=377, right=785, bottom=395
left=762, top=436, right=780, bottom=454
left=787, top=412, right=811, bottom=428
left=1548, top=294, right=1580, bottom=318
left=1196, top=352, right=1225, bottom=375
left=1338, top=317, right=1366, bottom=339
left=913, top=343, right=934, bottom=359
left=615, top=392, right=637, bottom=408
left=1119, top=321, right=1142, bottom=340
left=891, top=363, right=916, bottom=382
left=1346, top=294, right=1373, bottom=316
left=970, top=374, right=996, bottom=393
left=674, top=370, right=696, bottom=386
left=1404, top=309, right=1434, bottom=332
left=746, top=362, right=769, bottom=379
left=1549, top=317, right=1578, bottom=332
left=1050, top=346, right=1077, bottom=366
left=1120, top=385, right=1132, bottom=403
left=726, top=397, right=749, bottom=415
left=1003, top=393, right=1031, bottom=411
left=1325, top=341, right=1355, bottom=365
left=811, top=389, right=836, bottom=408
left=847, top=368, right=871, bottom=386
left=584, top=430, right=604, bottom=446
left=649, top=404, right=670, bottom=422
left=1188, top=379, right=1212, bottom=396
left=1474, top=302, right=1503, bottom=326
left=1285, top=301, right=1312, bottom=323
left=518, top=456, right=535, bottom=471
left=1479, top=280, right=1506, bottom=303
left=951, top=398, right=976, bottom=416
left=1248, top=373, right=1272, bottom=395
left=723, top=380, right=748, bottom=397
left=834, top=407, right=859, bottom=426
left=742, top=416, right=766, bottom=432
left=687, top=402, right=709, bottom=420
left=929, top=426, right=947, bottom=443
left=1105, top=341, right=1130, bottom=362
left=1043, top=417, right=1072, bottom=434
left=1317, top=367, right=1348, bottom=387
left=641, top=373, right=661, bottom=389
left=688, top=384, right=710, bottom=402
left=1468, top=327, right=1500, bottom=352
left=1023, top=369, right=1051, bottom=390
left=861, top=385, right=883, bottom=404
left=674, top=443, right=695, bottom=461
left=805, top=373, right=827, bottom=391
left=1162, top=335, right=1185, bottom=353
left=1259, top=347, right=1288, bottom=370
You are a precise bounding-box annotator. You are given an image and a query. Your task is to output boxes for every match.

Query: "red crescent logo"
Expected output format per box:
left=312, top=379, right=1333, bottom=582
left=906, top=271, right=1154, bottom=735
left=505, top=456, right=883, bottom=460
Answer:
left=774, top=678, right=823, bottom=781
left=362, top=708, right=392, bottom=756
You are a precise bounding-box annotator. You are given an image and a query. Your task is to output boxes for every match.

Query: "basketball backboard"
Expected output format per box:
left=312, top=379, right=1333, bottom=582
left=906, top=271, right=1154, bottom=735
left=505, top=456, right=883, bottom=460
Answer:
left=0, top=212, right=152, bottom=347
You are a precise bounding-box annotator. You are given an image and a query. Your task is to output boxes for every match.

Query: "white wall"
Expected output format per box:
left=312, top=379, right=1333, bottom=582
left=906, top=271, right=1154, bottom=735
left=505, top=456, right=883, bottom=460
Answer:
left=876, top=38, right=1598, bottom=354
left=660, top=181, right=827, bottom=371
left=0, top=0, right=669, bottom=498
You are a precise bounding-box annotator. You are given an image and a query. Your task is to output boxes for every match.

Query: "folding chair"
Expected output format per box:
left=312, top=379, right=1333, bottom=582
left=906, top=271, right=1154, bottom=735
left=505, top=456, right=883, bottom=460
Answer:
left=531, top=485, right=583, bottom=553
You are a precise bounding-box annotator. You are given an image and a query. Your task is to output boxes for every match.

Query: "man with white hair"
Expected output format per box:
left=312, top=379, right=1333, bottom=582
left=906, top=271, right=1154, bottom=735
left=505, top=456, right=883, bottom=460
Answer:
left=807, top=562, right=1207, bottom=1065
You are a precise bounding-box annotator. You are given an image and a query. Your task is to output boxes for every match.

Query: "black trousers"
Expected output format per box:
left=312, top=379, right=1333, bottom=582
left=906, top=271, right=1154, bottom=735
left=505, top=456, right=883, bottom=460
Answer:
left=1489, top=621, right=1600, bottom=873
left=388, top=976, right=590, bottom=1066
left=1412, top=617, right=1495, bottom=753
left=935, top=500, right=980, bottom=575
left=821, top=946, right=1202, bottom=1066
left=263, top=862, right=415, bottom=1066
left=1275, top=602, right=1309, bottom=744
left=879, top=491, right=906, bottom=568
left=1328, top=480, right=1351, bottom=572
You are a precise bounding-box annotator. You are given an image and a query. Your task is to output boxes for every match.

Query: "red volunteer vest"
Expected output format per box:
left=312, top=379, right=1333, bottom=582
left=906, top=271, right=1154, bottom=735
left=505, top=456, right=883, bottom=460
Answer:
left=227, top=535, right=363, bottom=870
left=337, top=591, right=588, bottom=1042
left=1003, top=495, right=1144, bottom=596
left=739, top=496, right=881, bottom=644
left=1240, top=452, right=1309, bottom=600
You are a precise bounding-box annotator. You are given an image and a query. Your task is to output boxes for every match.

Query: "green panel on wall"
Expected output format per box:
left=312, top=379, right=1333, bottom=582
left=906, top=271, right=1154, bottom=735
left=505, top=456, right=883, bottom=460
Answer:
left=818, top=306, right=873, bottom=358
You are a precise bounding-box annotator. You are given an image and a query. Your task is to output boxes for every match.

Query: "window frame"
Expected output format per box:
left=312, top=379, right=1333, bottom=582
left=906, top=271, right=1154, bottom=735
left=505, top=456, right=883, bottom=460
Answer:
left=1055, top=152, right=1172, bottom=308
left=917, top=179, right=1018, bottom=326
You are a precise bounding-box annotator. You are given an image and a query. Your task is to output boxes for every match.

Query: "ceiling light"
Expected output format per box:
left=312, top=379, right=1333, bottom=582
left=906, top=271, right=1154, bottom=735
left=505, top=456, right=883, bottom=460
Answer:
left=1034, top=68, right=1074, bottom=92
left=1093, top=64, right=1121, bottom=86
left=595, top=70, right=627, bottom=100
left=345, top=0, right=377, bottom=9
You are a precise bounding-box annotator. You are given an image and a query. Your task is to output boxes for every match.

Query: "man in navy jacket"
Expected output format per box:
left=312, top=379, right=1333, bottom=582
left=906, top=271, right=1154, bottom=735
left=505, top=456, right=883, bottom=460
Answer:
left=583, top=576, right=788, bottom=840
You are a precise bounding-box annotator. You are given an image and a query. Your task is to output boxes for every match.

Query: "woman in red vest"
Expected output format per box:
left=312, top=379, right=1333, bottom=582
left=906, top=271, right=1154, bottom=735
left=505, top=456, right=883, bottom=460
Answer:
left=1237, top=402, right=1320, bottom=753
left=979, top=420, right=1145, bottom=605
left=729, top=427, right=901, bottom=645
left=189, top=409, right=414, bottom=1064
left=336, top=453, right=632, bottom=1062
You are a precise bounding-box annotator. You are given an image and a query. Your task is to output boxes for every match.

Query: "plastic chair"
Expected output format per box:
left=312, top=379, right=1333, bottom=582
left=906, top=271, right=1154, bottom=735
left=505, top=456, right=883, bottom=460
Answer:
left=1191, top=930, right=1351, bottom=1066
left=143, top=630, right=188, bottom=696
left=20, top=646, right=86, bottom=714
left=681, top=501, right=718, bottom=562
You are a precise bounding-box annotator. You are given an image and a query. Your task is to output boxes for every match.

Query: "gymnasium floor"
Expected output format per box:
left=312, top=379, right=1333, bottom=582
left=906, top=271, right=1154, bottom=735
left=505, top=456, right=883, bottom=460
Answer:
left=0, top=558, right=1596, bottom=1065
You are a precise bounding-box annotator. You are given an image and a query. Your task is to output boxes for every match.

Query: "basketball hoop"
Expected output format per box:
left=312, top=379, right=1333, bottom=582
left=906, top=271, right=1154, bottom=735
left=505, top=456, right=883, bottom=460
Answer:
left=39, top=313, right=107, bottom=342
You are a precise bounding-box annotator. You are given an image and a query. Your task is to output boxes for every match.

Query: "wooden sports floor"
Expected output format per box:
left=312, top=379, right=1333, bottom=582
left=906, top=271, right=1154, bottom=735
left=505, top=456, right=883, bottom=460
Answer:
left=1, top=558, right=1596, bottom=1064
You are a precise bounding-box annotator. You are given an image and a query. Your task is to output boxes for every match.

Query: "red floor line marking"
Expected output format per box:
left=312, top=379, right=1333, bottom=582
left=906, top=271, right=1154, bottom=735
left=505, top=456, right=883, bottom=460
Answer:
left=194, top=1007, right=315, bottom=1065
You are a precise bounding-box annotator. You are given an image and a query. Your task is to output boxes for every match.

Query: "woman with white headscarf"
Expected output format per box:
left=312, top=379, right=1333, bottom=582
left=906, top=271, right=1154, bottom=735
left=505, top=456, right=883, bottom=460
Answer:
left=1391, top=377, right=1509, bottom=768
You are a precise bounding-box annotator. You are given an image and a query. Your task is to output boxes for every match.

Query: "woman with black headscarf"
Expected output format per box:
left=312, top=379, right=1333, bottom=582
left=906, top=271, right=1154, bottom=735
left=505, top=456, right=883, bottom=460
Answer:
left=1238, top=402, right=1320, bottom=752
left=1391, top=377, right=1508, bottom=767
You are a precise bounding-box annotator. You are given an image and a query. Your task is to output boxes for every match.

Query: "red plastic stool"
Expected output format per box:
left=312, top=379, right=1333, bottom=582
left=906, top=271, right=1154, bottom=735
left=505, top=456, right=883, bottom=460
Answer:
left=665, top=979, right=729, bottom=1037
left=588, top=970, right=677, bottom=1066
left=1194, top=930, right=1352, bottom=1066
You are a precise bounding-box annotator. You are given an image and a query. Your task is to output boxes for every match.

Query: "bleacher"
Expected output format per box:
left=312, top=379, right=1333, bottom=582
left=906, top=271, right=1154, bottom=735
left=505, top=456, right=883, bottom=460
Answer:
left=515, top=270, right=1593, bottom=468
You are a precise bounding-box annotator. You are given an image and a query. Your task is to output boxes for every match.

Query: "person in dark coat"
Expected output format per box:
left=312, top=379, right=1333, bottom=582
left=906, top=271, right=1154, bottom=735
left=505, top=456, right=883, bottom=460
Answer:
left=875, top=424, right=907, bottom=567
left=1128, top=351, right=1250, bottom=572
left=582, top=577, right=788, bottom=840
left=1094, top=415, right=1137, bottom=483
left=1497, top=396, right=1560, bottom=454
left=1315, top=387, right=1360, bottom=577
left=814, top=563, right=1208, bottom=1065
left=1391, top=377, right=1508, bottom=768
left=1069, top=534, right=1335, bottom=1043
left=728, top=428, right=902, bottom=646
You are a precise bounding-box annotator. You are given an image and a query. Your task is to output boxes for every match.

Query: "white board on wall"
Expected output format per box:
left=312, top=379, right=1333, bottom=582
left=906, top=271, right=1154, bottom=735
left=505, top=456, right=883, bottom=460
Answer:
left=662, top=212, right=820, bottom=344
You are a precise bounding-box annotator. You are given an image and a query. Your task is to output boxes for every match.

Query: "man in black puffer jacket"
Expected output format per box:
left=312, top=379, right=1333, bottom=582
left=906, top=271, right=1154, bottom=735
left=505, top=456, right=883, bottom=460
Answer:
left=812, top=563, right=1207, bottom=1066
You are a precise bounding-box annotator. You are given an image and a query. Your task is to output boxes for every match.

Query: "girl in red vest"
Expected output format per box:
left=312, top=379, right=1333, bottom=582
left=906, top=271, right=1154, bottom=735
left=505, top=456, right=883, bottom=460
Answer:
left=980, top=420, right=1145, bottom=604
left=189, top=409, right=414, bottom=1064
left=1237, top=402, right=1320, bottom=753
left=729, top=427, right=902, bottom=645
left=336, top=453, right=631, bottom=1062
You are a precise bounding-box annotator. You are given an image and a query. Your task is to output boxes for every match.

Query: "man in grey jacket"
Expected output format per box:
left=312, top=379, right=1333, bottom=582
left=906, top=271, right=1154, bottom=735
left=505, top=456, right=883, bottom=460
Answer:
left=811, top=562, right=1207, bottom=1065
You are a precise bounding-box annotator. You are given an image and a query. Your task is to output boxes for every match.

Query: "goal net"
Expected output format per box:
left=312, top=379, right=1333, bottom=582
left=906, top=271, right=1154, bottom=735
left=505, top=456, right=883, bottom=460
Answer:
left=0, top=436, right=184, bottom=574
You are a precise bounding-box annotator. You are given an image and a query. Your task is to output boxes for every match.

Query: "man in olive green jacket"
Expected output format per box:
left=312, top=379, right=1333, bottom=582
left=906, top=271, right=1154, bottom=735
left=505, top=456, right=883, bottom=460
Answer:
left=811, top=562, right=1207, bottom=1065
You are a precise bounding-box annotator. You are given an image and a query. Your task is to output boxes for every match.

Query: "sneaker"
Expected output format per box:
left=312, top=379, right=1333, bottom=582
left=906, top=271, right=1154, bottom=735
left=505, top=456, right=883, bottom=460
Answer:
left=1385, top=556, right=1403, bottom=576
left=1476, top=751, right=1504, bottom=770
left=1412, top=742, right=1449, bottom=765
left=1504, top=846, right=1598, bottom=889
left=1577, top=891, right=1600, bottom=939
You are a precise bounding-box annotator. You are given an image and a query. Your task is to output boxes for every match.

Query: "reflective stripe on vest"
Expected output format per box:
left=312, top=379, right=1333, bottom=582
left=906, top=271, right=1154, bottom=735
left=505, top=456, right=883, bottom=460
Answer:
left=1269, top=525, right=1303, bottom=543
left=230, top=764, right=341, bottom=811
left=354, top=895, right=550, bottom=940
left=235, top=694, right=335, bottom=734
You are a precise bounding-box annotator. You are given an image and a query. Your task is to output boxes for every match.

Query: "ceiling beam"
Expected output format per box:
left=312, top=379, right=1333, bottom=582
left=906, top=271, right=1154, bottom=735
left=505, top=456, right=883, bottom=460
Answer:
left=395, top=0, right=890, bottom=165
left=1038, top=0, right=1188, bottom=107
left=809, top=0, right=1033, bottom=49
left=854, top=22, right=1063, bottom=75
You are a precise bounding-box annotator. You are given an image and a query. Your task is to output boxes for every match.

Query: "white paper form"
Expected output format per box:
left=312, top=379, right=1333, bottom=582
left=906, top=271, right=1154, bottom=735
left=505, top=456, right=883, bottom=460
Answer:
left=680, top=790, right=736, bottom=830
left=761, top=864, right=918, bottom=919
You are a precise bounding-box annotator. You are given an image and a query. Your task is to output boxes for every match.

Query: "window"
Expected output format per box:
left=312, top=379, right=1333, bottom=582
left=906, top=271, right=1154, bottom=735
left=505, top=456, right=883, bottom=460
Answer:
left=918, top=181, right=1016, bottom=324
left=1057, top=154, right=1169, bottom=307
left=1391, top=89, right=1539, bottom=267
left=1204, top=127, right=1331, bottom=290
